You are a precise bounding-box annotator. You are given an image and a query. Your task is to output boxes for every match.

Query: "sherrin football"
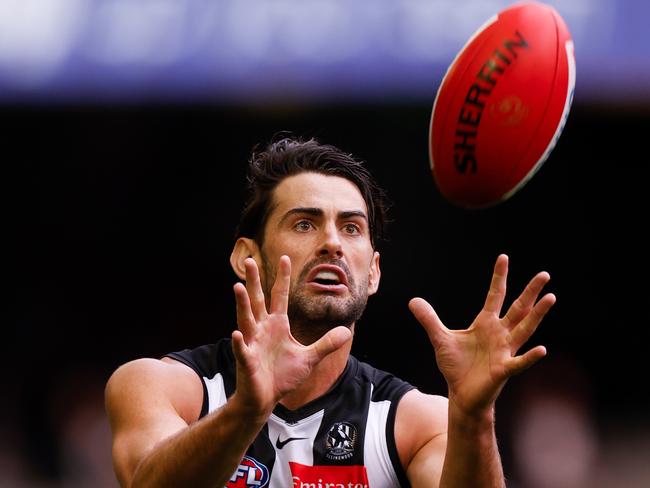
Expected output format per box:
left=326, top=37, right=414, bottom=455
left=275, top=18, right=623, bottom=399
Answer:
left=429, top=1, right=575, bottom=208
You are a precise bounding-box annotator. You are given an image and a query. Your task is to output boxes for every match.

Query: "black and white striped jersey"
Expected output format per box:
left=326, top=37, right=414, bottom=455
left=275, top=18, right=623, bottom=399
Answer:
left=165, top=339, right=415, bottom=488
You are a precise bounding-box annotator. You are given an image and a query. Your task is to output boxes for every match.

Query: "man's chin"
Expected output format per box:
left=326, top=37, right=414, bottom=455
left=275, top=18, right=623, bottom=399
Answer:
left=289, top=297, right=365, bottom=331
left=288, top=314, right=354, bottom=345
left=290, top=309, right=356, bottom=328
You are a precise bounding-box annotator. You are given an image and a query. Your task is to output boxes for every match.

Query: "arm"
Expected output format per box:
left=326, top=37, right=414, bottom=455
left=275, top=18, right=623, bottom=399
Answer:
left=406, top=254, right=556, bottom=487
left=105, top=256, right=352, bottom=487
left=105, top=357, right=268, bottom=488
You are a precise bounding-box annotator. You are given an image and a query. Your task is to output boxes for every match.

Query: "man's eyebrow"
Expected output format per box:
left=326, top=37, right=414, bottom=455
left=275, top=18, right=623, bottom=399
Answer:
left=278, top=207, right=323, bottom=226
left=339, top=210, right=368, bottom=222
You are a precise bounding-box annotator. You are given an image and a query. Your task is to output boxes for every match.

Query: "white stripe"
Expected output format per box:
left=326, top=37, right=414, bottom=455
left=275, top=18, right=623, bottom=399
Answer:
left=203, top=372, right=227, bottom=414
left=268, top=410, right=325, bottom=487
left=365, top=397, right=401, bottom=488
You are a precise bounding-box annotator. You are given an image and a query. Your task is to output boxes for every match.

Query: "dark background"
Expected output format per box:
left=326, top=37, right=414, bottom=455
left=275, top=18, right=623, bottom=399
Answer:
left=5, top=99, right=649, bottom=485
left=3, top=0, right=650, bottom=484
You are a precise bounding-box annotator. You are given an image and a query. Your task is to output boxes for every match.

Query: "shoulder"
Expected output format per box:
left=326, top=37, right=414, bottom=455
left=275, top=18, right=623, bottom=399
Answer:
left=351, top=356, right=415, bottom=401
left=105, top=357, right=205, bottom=486
left=396, top=389, right=448, bottom=422
left=395, top=389, right=448, bottom=472
left=165, top=339, right=235, bottom=380
left=106, top=357, right=203, bottom=425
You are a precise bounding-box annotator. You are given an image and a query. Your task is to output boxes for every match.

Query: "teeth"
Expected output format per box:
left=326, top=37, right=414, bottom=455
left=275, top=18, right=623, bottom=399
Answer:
left=315, top=271, right=340, bottom=283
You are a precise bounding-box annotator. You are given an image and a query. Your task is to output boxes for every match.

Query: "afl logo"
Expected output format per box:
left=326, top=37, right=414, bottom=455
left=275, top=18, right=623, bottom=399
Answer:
left=489, top=95, right=529, bottom=126
left=325, top=422, right=357, bottom=461
left=227, top=456, right=269, bottom=487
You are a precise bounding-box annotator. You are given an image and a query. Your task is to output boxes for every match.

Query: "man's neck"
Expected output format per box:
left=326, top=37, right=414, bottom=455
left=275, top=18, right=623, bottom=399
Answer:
left=279, top=324, right=354, bottom=411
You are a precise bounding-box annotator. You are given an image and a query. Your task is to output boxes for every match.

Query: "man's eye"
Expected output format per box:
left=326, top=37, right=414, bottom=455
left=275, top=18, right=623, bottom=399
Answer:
left=343, top=223, right=360, bottom=234
left=295, top=221, right=313, bottom=232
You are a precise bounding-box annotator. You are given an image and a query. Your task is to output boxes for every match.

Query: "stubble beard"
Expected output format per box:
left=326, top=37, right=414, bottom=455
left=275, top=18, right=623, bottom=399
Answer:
left=261, top=253, right=369, bottom=345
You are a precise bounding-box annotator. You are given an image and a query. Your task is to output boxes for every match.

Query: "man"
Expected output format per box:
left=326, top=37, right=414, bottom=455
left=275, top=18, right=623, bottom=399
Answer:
left=105, top=137, right=556, bottom=487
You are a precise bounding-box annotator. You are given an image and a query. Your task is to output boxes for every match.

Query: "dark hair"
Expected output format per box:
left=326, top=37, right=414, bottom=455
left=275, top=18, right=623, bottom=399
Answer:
left=235, top=136, right=389, bottom=248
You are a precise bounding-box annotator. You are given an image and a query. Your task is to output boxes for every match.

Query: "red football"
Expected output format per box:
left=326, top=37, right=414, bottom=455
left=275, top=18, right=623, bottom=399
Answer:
left=429, top=1, right=575, bottom=208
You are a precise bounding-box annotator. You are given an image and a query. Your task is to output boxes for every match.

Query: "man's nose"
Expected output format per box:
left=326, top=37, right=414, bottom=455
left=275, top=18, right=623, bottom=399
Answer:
left=318, top=223, right=343, bottom=257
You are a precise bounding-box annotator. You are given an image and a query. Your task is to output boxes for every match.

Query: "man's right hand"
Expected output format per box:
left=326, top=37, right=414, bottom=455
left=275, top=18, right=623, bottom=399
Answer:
left=231, top=255, right=352, bottom=418
left=106, top=255, right=351, bottom=488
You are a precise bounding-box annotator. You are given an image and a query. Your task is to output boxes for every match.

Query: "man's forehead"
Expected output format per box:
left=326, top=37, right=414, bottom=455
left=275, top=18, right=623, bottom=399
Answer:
left=271, top=173, right=368, bottom=214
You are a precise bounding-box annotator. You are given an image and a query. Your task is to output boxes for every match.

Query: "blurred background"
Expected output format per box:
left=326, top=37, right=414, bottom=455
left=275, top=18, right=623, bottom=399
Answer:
left=4, top=0, right=649, bottom=486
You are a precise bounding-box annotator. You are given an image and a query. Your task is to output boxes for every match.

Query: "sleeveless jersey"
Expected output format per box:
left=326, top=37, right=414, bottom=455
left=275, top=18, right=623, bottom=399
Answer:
left=165, top=339, right=414, bottom=488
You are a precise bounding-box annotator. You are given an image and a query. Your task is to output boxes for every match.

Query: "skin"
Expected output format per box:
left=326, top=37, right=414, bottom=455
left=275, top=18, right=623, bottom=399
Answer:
left=105, top=171, right=556, bottom=487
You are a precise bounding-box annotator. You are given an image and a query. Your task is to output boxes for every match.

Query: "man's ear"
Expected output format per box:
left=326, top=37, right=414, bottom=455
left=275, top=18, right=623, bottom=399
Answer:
left=368, top=251, right=381, bottom=296
left=230, top=237, right=260, bottom=280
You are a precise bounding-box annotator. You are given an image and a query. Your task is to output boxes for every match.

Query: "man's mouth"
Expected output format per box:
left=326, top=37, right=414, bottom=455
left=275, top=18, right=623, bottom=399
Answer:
left=306, top=264, right=349, bottom=291
left=317, top=270, right=343, bottom=283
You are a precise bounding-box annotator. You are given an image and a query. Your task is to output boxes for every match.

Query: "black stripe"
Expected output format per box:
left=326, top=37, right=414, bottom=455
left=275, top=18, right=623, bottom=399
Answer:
left=164, top=340, right=238, bottom=418
left=312, top=358, right=370, bottom=466
left=213, top=340, right=237, bottom=397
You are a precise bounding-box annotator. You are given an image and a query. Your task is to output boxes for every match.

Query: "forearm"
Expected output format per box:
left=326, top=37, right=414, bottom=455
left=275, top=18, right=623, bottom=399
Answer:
left=439, top=400, right=505, bottom=488
left=130, top=393, right=270, bottom=488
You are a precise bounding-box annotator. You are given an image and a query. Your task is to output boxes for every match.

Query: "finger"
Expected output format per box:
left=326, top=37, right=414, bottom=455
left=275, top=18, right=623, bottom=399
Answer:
left=270, top=255, right=291, bottom=315
left=309, top=326, right=353, bottom=364
left=408, top=297, right=449, bottom=349
left=234, top=282, right=257, bottom=340
left=503, top=271, right=551, bottom=329
left=506, top=345, right=547, bottom=376
left=244, top=258, right=268, bottom=322
left=483, top=254, right=509, bottom=315
left=509, top=293, right=556, bottom=352
left=231, top=330, right=253, bottom=373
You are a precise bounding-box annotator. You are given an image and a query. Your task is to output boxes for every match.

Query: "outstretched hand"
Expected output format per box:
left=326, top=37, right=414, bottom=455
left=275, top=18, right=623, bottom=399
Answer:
left=231, top=255, right=352, bottom=416
left=409, top=254, right=555, bottom=416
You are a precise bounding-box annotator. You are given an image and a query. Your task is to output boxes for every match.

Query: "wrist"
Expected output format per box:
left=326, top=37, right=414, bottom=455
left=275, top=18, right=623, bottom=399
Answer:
left=447, top=396, right=496, bottom=438
left=228, top=391, right=275, bottom=425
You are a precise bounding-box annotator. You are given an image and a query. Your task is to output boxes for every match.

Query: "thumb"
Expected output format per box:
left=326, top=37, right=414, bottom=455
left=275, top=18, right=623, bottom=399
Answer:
left=309, top=326, right=352, bottom=364
left=409, top=297, right=448, bottom=348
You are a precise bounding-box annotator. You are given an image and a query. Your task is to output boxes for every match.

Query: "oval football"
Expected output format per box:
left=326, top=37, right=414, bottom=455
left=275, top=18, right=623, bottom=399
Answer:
left=429, top=1, right=575, bottom=208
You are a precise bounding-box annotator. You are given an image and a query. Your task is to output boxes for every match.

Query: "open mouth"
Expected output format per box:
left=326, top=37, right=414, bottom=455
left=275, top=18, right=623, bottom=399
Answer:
left=306, top=265, right=349, bottom=290
left=313, top=270, right=342, bottom=286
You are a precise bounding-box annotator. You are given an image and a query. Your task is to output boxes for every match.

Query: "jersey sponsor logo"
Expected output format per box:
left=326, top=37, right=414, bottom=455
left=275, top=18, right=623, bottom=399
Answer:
left=227, top=455, right=270, bottom=487
left=325, top=422, right=357, bottom=461
left=275, top=435, right=308, bottom=449
left=289, top=462, right=368, bottom=488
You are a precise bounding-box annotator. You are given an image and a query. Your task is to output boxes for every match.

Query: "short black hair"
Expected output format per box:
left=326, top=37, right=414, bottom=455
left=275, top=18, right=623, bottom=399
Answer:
left=235, top=136, right=389, bottom=248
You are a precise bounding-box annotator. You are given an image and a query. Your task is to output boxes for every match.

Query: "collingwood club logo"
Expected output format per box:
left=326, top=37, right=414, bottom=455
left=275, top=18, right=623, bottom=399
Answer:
left=325, top=422, right=357, bottom=461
